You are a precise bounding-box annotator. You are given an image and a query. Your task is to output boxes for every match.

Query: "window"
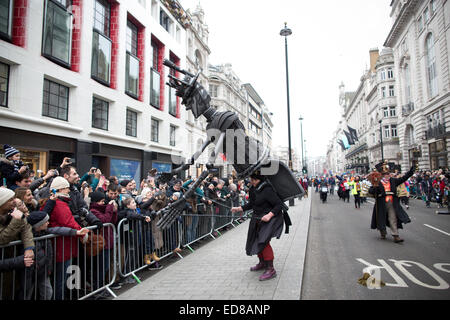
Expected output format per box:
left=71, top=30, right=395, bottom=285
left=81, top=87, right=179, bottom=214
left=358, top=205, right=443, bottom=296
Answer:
left=426, top=33, right=438, bottom=98
left=170, top=125, right=176, bottom=146
left=168, top=57, right=178, bottom=116
left=92, top=97, right=108, bottom=130
left=384, top=126, right=390, bottom=138
left=125, top=21, right=139, bottom=98
left=387, top=68, right=394, bottom=79
left=380, top=69, right=386, bottom=81
left=423, top=7, right=429, bottom=23
left=42, top=0, right=73, bottom=66
left=160, top=9, right=170, bottom=32
left=150, top=42, right=160, bottom=108
left=42, top=79, right=69, bottom=121
left=391, top=125, right=397, bottom=137
left=126, top=109, right=137, bottom=137
left=404, top=64, right=412, bottom=103
left=418, top=15, right=423, bottom=32
left=381, top=86, right=386, bottom=98
left=431, top=0, right=437, bottom=14
left=91, top=0, right=112, bottom=85
left=0, top=62, right=9, bottom=107
left=0, top=0, right=13, bottom=40
left=151, top=118, right=159, bottom=142
left=383, top=107, right=389, bottom=118
left=389, top=106, right=396, bottom=117
left=389, top=85, right=395, bottom=97
left=209, top=85, right=218, bottom=97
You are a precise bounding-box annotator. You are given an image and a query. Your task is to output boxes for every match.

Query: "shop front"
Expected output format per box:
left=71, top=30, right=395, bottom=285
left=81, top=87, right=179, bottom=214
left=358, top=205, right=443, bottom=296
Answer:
left=0, top=127, right=75, bottom=175
left=429, top=139, right=448, bottom=170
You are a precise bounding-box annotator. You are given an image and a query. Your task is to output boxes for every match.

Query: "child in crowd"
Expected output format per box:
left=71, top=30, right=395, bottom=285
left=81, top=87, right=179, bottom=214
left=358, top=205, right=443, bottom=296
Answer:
left=0, top=144, right=28, bottom=189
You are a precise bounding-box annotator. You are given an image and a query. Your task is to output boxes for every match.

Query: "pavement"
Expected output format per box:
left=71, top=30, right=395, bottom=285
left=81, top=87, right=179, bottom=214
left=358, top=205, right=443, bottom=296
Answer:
left=301, top=190, right=450, bottom=300
left=116, top=192, right=312, bottom=300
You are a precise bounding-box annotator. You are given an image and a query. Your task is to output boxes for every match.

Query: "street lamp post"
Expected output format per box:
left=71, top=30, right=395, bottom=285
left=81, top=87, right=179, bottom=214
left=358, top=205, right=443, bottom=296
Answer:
left=379, top=119, right=384, bottom=162
left=299, top=116, right=304, bottom=171
left=280, top=23, right=294, bottom=206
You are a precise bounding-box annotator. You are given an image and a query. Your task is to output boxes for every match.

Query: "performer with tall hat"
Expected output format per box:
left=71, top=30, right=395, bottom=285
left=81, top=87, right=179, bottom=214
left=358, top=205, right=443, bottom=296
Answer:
left=367, top=162, right=416, bottom=243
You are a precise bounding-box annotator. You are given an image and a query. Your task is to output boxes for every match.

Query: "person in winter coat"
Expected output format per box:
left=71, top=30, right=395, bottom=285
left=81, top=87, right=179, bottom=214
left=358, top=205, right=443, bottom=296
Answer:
left=0, top=144, right=28, bottom=189
left=19, top=210, right=89, bottom=300
left=368, top=163, right=416, bottom=243
left=421, top=173, right=433, bottom=208
left=231, top=171, right=287, bottom=281
left=59, top=165, right=103, bottom=229
left=89, top=191, right=117, bottom=289
left=46, top=176, right=86, bottom=300
left=0, top=188, right=35, bottom=256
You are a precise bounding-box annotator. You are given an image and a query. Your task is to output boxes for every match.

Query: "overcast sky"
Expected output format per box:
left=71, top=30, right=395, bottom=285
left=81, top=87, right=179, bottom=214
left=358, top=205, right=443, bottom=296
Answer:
left=179, top=0, right=393, bottom=159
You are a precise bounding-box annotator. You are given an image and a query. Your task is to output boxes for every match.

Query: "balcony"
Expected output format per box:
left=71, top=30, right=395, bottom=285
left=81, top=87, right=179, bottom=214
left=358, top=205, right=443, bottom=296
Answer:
left=402, top=102, right=414, bottom=116
left=425, top=124, right=446, bottom=140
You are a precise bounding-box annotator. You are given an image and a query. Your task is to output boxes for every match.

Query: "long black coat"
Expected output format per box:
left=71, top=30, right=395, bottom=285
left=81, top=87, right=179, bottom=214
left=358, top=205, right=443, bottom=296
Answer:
left=369, top=166, right=414, bottom=231
left=242, top=181, right=284, bottom=256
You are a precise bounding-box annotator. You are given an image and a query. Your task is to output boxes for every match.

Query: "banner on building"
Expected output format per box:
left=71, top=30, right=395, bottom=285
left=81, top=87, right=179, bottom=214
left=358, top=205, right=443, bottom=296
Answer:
left=344, top=130, right=355, bottom=145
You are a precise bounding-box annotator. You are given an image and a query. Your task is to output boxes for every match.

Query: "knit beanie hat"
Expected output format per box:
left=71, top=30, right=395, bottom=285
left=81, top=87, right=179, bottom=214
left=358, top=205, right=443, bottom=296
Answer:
left=172, top=192, right=181, bottom=199
left=90, top=191, right=105, bottom=203
left=27, top=211, right=49, bottom=230
left=120, top=179, right=131, bottom=187
left=0, top=188, right=15, bottom=207
left=50, top=176, right=70, bottom=191
left=3, top=144, right=20, bottom=159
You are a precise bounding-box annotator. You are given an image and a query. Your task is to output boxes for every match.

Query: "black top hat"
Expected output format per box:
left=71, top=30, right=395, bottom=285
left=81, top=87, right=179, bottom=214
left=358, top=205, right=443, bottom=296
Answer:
left=375, top=161, right=396, bottom=174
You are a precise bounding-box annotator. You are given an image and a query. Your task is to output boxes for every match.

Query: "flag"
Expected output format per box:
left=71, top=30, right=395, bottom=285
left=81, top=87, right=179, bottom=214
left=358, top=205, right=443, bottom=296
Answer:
left=342, top=135, right=350, bottom=149
left=337, top=140, right=346, bottom=151
left=344, top=130, right=355, bottom=145
left=348, top=125, right=359, bottom=142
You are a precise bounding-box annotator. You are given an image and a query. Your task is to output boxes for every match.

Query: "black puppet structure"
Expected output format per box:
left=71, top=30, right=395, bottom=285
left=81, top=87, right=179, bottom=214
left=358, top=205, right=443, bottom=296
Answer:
left=368, top=161, right=416, bottom=242
left=154, top=60, right=304, bottom=230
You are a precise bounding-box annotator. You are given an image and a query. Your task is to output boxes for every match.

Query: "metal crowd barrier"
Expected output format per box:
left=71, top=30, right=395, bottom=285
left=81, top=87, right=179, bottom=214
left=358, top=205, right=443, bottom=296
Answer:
left=0, top=223, right=116, bottom=300
left=1, top=203, right=251, bottom=300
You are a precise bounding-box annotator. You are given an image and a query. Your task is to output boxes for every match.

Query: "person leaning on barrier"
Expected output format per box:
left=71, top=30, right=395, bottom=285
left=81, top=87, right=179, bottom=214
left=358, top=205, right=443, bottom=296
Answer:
left=0, top=187, right=35, bottom=259
left=19, top=210, right=89, bottom=300
left=46, top=176, right=86, bottom=300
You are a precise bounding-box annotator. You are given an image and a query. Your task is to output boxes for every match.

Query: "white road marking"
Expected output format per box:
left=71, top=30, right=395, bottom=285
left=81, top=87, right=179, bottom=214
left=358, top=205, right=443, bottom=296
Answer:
left=366, top=200, right=375, bottom=204
left=424, top=224, right=450, bottom=236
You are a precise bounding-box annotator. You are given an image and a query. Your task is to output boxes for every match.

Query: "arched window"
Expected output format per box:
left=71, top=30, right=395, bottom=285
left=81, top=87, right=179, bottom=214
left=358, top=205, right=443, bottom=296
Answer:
left=426, top=33, right=438, bottom=98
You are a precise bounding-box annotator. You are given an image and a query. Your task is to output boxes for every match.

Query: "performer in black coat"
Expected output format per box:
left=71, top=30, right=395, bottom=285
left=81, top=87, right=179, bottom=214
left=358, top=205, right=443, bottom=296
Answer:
left=231, top=171, right=285, bottom=281
left=368, top=162, right=416, bottom=243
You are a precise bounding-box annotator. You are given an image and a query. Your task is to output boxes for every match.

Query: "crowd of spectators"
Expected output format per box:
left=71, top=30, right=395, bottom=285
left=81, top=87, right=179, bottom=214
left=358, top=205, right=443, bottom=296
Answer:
left=0, top=144, right=251, bottom=300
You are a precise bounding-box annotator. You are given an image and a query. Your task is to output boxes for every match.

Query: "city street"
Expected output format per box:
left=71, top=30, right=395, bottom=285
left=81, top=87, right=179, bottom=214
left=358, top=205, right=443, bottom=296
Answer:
left=301, top=190, right=450, bottom=300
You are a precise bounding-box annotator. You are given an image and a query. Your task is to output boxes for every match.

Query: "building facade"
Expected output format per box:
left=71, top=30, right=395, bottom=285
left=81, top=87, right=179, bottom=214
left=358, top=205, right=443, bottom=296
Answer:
left=0, top=0, right=192, bottom=181
left=384, top=0, right=450, bottom=171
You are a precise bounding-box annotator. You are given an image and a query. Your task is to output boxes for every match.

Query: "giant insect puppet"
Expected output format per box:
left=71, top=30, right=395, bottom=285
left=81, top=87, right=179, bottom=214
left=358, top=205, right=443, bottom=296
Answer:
left=155, top=60, right=305, bottom=229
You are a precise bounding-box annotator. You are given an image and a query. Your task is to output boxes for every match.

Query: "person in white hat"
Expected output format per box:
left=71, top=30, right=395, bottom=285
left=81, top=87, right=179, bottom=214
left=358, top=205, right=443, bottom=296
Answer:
left=0, top=187, right=35, bottom=260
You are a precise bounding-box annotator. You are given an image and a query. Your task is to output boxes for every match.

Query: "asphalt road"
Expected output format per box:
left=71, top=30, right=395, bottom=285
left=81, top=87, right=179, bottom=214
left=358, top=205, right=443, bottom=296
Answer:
left=301, top=190, right=450, bottom=300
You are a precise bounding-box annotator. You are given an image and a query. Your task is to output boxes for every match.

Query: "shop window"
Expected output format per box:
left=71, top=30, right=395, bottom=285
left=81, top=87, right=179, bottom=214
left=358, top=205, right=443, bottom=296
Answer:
left=0, top=62, right=9, bottom=107
left=42, top=0, right=73, bottom=67
left=91, top=0, right=112, bottom=85
left=126, top=109, right=137, bottom=137
left=42, top=79, right=69, bottom=121
left=92, top=97, right=109, bottom=130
